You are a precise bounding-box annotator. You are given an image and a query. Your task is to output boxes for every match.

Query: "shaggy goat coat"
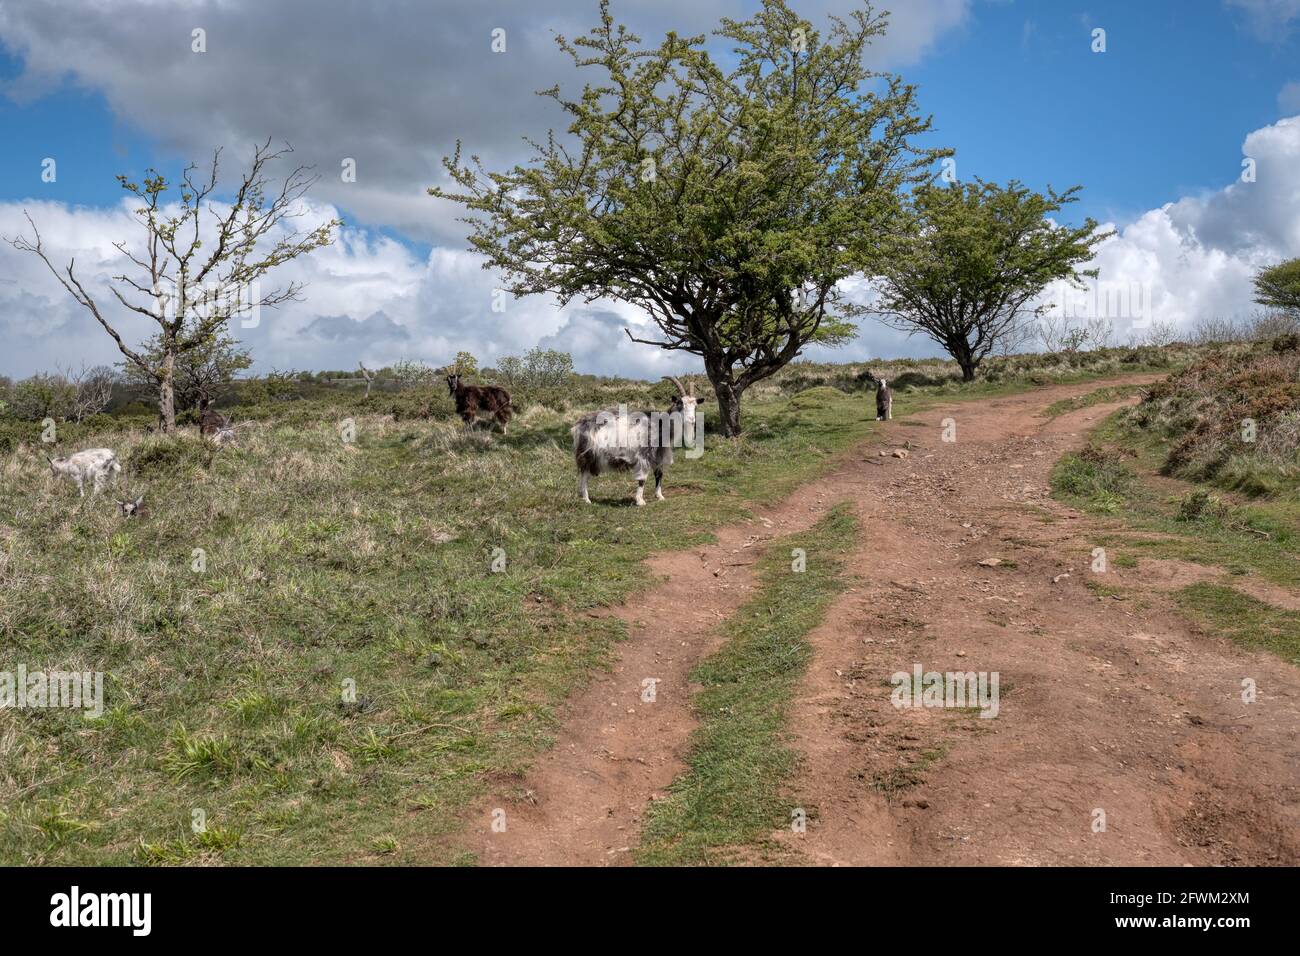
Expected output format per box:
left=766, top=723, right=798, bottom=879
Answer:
left=49, top=448, right=121, bottom=496
left=446, top=374, right=513, bottom=432
left=876, top=379, right=893, bottom=421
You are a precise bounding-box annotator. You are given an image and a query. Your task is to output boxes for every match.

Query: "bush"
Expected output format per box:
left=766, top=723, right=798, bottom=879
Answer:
left=128, top=436, right=213, bottom=478
left=1176, top=489, right=1225, bottom=522
left=1129, top=341, right=1300, bottom=493
left=1051, top=446, right=1134, bottom=513
left=493, top=348, right=574, bottom=389
left=9, top=373, right=75, bottom=421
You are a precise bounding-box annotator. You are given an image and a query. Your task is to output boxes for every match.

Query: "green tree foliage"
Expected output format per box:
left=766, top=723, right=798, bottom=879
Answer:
left=8, top=373, right=76, bottom=422
left=121, top=326, right=252, bottom=411
left=875, top=180, right=1110, bottom=381
left=494, top=347, right=574, bottom=389
left=1253, top=257, right=1300, bottom=318
left=449, top=351, right=479, bottom=378
left=431, top=0, right=946, bottom=434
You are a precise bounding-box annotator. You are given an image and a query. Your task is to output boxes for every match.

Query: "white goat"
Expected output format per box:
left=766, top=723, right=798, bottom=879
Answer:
left=876, top=378, right=893, bottom=421
left=573, top=376, right=705, bottom=505
left=47, top=448, right=122, bottom=497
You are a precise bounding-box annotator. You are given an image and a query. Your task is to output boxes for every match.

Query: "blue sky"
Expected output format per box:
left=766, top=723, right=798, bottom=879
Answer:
left=1, top=0, right=1299, bottom=378
left=904, top=0, right=1300, bottom=226
left=2, top=1, right=1295, bottom=230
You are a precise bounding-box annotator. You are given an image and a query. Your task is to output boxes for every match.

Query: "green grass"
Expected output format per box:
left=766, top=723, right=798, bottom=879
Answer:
left=1052, top=413, right=1300, bottom=592
left=1051, top=406, right=1300, bottom=667
left=1050, top=446, right=1136, bottom=514
left=1, top=385, right=891, bottom=865
left=1042, top=382, right=1147, bottom=418
left=1175, top=583, right=1300, bottom=665
left=635, top=507, right=858, bottom=866
left=0, top=360, right=1163, bottom=865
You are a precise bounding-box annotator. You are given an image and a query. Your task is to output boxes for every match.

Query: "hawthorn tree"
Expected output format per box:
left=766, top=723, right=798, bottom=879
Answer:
left=431, top=0, right=946, bottom=435
left=7, top=140, right=337, bottom=432
left=121, top=326, right=252, bottom=411
left=1253, top=257, right=1300, bottom=318
left=874, top=179, right=1110, bottom=381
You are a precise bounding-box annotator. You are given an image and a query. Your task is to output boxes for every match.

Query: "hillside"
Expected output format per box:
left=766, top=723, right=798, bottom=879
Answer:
left=0, top=347, right=1196, bottom=864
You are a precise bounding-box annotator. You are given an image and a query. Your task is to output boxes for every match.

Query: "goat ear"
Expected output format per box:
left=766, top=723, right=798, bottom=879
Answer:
left=135, top=495, right=144, bottom=509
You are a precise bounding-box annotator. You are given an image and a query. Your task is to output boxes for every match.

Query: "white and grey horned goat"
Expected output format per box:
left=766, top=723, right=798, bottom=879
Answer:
left=47, top=448, right=121, bottom=497
left=876, top=378, right=893, bottom=421
left=572, top=375, right=706, bottom=506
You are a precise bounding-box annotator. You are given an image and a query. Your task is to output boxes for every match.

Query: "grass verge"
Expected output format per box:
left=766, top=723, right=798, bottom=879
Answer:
left=1175, top=583, right=1300, bottom=666
left=635, top=506, right=858, bottom=866
left=1042, top=382, right=1147, bottom=418
left=1051, top=408, right=1300, bottom=666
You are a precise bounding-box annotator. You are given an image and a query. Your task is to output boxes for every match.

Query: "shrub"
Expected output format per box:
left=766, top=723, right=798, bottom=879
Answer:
left=1051, top=446, right=1134, bottom=513
left=493, top=348, right=574, bottom=389
left=1176, top=489, right=1225, bottom=522
left=9, top=373, right=75, bottom=421
left=1128, top=341, right=1300, bottom=493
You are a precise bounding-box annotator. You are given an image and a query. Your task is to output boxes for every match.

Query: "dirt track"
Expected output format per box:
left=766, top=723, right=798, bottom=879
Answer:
left=463, top=377, right=1300, bottom=866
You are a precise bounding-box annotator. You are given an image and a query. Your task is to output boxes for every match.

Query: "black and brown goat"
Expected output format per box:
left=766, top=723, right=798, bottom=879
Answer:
left=446, top=374, right=513, bottom=434
left=198, top=398, right=234, bottom=442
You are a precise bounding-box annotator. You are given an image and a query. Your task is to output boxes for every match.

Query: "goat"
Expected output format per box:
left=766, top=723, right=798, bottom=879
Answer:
left=446, top=374, right=513, bottom=434
left=876, top=378, right=893, bottom=421
left=198, top=399, right=239, bottom=444
left=47, top=448, right=121, bottom=497
left=572, top=375, right=705, bottom=506
left=117, top=494, right=146, bottom=517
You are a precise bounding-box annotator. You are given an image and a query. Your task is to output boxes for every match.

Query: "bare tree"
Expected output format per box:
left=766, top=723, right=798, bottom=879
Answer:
left=1246, top=309, right=1300, bottom=342
left=61, top=363, right=117, bottom=422
left=1085, top=317, right=1114, bottom=349
left=1143, top=320, right=1180, bottom=347
left=1189, top=316, right=1242, bottom=345
left=357, top=361, right=376, bottom=398
left=6, top=140, right=338, bottom=432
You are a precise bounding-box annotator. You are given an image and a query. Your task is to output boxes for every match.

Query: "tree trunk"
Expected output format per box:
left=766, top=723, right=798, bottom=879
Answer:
left=949, top=341, right=978, bottom=382
left=158, top=351, right=177, bottom=433
left=704, top=365, right=744, bottom=437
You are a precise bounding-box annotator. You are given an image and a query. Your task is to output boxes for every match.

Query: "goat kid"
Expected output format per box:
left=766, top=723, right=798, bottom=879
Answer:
left=48, top=448, right=121, bottom=497
left=573, top=375, right=706, bottom=506
left=446, top=374, right=513, bottom=434
left=117, top=494, right=146, bottom=517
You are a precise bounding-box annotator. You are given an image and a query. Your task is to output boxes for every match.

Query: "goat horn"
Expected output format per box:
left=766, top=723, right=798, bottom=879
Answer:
left=663, top=375, right=686, bottom=396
